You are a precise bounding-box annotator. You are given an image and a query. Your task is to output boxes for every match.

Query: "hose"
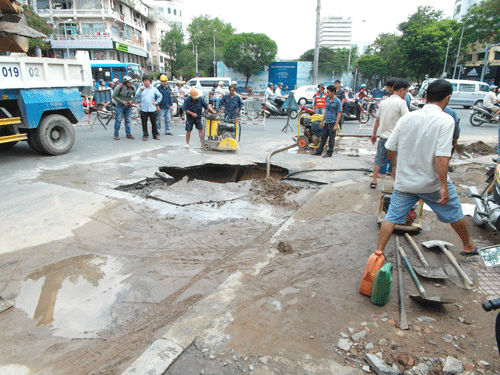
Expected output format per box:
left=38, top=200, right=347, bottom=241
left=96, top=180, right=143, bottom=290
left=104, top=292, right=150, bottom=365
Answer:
left=266, top=144, right=298, bottom=178
left=283, top=168, right=372, bottom=180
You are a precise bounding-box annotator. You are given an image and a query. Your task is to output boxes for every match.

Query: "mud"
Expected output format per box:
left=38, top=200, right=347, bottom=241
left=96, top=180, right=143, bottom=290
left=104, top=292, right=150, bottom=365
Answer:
left=464, top=141, right=497, bottom=156
left=1, top=153, right=500, bottom=374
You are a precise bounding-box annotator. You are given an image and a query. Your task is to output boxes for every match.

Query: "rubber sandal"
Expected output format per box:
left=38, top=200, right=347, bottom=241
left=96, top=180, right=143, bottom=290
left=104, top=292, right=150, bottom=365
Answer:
left=370, top=182, right=377, bottom=189
left=459, top=247, right=479, bottom=257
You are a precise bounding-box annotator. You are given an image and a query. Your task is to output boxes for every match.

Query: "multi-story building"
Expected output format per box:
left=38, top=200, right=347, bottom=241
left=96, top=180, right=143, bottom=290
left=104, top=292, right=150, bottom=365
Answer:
left=35, top=0, right=184, bottom=74
left=459, top=44, right=500, bottom=85
left=453, top=0, right=482, bottom=21
left=319, top=16, right=352, bottom=50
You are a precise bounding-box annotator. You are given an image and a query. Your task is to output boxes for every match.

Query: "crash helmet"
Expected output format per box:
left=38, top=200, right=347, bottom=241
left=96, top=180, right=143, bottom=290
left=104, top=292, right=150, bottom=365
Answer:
left=278, top=82, right=283, bottom=86
left=360, top=84, right=366, bottom=89
left=318, top=83, right=325, bottom=88
left=113, top=78, right=120, bottom=83
left=345, top=86, right=351, bottom=91
left=159, top=74, right=168, bottom=82
left=98, top=79, right=104, bottom=84
left=219, top=81, right=224, bottom=86
left=490, top=85, right=498, bottom=90
left=190, top=88, right=200, bottom=99
left=122, top=75, right=133, bottom=84
left=108, top=81, right=115, bottom=88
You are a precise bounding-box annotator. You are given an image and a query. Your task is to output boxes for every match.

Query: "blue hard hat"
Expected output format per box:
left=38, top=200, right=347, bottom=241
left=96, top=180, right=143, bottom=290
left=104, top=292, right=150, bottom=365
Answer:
left=278, top=82, right=283, bottom=86
left=268, top=82, right=273, bottom=86
left=98, top=79, right=104, bottom=83
left=360, top=84, right=366, bottom=88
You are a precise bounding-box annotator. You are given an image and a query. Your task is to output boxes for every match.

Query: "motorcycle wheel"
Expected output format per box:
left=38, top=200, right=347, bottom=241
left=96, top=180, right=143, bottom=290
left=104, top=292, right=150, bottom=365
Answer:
left=359, top=113, right=370, bottom=124
left=289, top=110, right=298, bottom=119
left=473, top=206, right=487, bottom=228
left=264, top=111, right=271, bottom=118
left=470, top=112, right=484, bottom=127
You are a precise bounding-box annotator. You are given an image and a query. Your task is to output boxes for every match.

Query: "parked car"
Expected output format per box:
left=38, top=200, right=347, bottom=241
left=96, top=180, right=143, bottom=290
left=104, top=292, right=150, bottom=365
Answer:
left=418, top=78, right=490, bottom=108
left=291, top=85, right=318, bottom=105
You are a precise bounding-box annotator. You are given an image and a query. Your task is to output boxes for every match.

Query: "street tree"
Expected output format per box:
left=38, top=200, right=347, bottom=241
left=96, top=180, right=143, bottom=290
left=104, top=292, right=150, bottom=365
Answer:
left=370, top=33, right=407, bottom=79
left=222, top=33, right=277, bottom=88
left=356, top=54, right=387, bottom=87
left=298, top=46, right=357, bottom=77
left=24, top=5, right=52, bottom=53
left=463, top=0, right=500, bottom=45
left=187, top=15, right=235, bottom=76
left=160, top=22, right=184, bottom=78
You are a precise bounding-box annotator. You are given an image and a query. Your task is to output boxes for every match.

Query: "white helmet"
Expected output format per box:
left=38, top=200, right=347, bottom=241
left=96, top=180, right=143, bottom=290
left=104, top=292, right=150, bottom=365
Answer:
left=218, top=81, right=224, bottom=86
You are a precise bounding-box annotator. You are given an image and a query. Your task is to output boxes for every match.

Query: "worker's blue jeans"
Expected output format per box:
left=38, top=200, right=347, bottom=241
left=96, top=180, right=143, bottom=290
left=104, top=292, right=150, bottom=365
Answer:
left=114, top=104, right=132, bottom=136
left=157, top=108, right=171, bottom=133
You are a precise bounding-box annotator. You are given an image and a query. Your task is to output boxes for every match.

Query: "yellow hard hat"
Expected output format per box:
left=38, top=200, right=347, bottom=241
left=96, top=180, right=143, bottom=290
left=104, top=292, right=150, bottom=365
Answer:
left=190, top=88, right=200, bottom=99
left=160, top=74, right=168, bottom=82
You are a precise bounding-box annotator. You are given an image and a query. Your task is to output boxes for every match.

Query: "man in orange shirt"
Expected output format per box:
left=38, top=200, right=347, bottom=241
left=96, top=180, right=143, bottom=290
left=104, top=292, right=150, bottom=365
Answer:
left=313, top=83, right=326, bottom=114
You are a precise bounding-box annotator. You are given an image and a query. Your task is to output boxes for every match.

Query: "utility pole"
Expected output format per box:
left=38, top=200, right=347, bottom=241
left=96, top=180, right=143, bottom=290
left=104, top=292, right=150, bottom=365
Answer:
left=312, top=0, right=320, bottom=85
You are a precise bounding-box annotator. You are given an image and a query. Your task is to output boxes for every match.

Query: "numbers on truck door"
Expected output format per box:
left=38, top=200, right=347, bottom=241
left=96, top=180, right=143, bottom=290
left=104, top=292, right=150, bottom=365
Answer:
left=29, top=67, right=40, bottom=77
left=1, top=66, right=20, bottom=77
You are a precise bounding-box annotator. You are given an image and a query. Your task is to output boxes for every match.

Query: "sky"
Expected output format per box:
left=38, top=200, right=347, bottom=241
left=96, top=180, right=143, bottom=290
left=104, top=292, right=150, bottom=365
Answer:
left=185, top=0, right=454, bottom=60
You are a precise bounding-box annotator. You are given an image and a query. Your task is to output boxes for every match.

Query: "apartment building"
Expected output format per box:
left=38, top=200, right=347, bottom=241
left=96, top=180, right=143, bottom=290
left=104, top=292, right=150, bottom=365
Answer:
left=35, top=0, right=183, bottom=73
left=453, top=0, right=482, bottom=21
left=460, top=44, right=500, bottom=85
left=319, top=16, right=352, bottom=50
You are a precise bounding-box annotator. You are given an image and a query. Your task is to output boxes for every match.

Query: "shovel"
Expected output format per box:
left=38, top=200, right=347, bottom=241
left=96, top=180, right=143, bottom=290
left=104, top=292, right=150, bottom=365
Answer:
left=397, top=246, right=454, bottom=306
left=422, top=240, right=475, bottom=290
left=404, top=233, right=448, bottom=280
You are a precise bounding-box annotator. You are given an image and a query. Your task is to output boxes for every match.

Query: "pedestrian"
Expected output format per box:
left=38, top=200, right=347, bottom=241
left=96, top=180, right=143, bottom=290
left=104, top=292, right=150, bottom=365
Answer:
left=313, top=83, right=326, bottom=114
left=219, top=84, right=244, bottom=120
left=404, top=85, right=419, bottom=111
left=182, top=88, right=216, bottom=149
left=214, top=81, right=225, bottom=110
left=374, top=79, right=477, bottom=257
left=135, top=76, right=162, bottom=141
left=370, top=78, right=410, bottom=189
left=335, top=80, right=346, bottom=127
left=112, top=75, right=136, bottom=140
left=156, top=74, right=174, bottom=136
left=311, top=84, right=342, bottom=158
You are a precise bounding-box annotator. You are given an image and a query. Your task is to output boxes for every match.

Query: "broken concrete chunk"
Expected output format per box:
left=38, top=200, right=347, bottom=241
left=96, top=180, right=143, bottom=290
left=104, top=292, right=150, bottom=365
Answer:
left=337, top=339, right=353, bottom=351
left=363, top=353, right=400, bottom=375
left=351, top=330, right=367, bottom=342
left=443, top=356, right=463, bottom=374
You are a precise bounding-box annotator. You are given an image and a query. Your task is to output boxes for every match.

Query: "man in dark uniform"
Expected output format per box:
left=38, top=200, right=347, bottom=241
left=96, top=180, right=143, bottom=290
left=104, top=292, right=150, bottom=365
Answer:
left=312, top=85, right=342, bottom=157
left=219, top=85, right=244, bottom=120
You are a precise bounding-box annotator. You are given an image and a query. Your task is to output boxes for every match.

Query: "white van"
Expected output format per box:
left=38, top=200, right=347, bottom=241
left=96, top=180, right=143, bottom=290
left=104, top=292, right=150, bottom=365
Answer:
left=419, top=78, right=490, bottom=108
left=185, top=77, right=232, bottom=95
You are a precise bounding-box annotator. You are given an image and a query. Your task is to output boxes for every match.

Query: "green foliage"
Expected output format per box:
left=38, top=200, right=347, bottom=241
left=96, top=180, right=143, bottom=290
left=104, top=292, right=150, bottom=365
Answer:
left=160, top=22, right=184, bottom=77
left=371, top=33, right=407, bottom=78
left=463, top=0, right=500, bottom=45
left=398, top=5, right=443, bottom=34
left=24, top=5, right=52, bottom=50
left=187, top=15, right=235, bottom=76
left=356, top=54, right=387, bottom=86
left=298, top=46, right=357, bottom=76
left=222, top=33, right=277, bottom=87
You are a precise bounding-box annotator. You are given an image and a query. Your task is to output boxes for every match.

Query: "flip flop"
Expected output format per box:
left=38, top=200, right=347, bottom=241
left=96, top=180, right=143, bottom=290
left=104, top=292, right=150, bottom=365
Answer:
left=459, top=247, right=479, bottom=257
left=370, top=182, right=377, bottom=189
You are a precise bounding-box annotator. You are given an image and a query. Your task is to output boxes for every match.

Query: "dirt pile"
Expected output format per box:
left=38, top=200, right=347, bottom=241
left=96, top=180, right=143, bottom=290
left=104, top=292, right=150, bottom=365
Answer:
left=464, top=141, right=496, bottom=155
left=251, top=178, right=301, bottom=205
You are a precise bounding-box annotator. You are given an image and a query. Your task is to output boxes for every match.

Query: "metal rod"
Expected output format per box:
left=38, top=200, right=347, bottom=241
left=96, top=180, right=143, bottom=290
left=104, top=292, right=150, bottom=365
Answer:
left=266, top=144, right=298, bottom=178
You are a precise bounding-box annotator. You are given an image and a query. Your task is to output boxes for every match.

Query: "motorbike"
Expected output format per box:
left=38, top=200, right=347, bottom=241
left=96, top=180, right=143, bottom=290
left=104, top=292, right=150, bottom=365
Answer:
left=469, top=105, right=500, bottom=126
left=263, top=98, right=298, bottom=119
left=82, top=97, right=96, bottom=114
left=469, top=163, right=500, bottom=231
left=482, top=298, right=500, bottom=357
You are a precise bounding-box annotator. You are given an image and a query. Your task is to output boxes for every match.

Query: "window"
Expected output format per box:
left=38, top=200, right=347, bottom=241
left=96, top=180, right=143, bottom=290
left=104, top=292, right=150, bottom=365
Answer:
left=451, top=83, right=458, bottom=91
left=179, top=11, right=182, bottom=17
left=37, top=0, right=49, bottom=10
left=462, top=54, right=473, bottom=61
left=173, top=9, right=176, bottom=15
left=75, top=0, right=100, bottom=9
left=53, top=0, right=72, bottom=9
left=480, top=84, right=490, bottom=92
left=477, top=52, right=486, bottom=60
left=459, top=83, right=475, bottom=92
left=81, top=23, right=105, bottom=35
left=168, top=7, right=171, bottom=14
left=124, top=25, right=132, bottom=40
left=111, top=26, right=119, bottom=37
left=455, top=4, right=461, bottom=14
left=495, top=51, right=500, bottom=61
left=57, top=22, right=78, bottom=35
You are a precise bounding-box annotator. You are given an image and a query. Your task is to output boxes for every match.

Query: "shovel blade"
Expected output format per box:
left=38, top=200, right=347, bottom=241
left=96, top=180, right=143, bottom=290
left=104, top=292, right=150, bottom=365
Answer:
left=410, top=294, right=454, bottom=306
left=412, top=265, right=448, bottom=280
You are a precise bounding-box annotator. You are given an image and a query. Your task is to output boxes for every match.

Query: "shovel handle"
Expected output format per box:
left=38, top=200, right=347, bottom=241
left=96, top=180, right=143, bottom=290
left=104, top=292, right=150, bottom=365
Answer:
left=405, top=233, right=429, bottom=267
left=398, top=246, right=428, bottom=298
left=440, top=245, right=474, bottom=286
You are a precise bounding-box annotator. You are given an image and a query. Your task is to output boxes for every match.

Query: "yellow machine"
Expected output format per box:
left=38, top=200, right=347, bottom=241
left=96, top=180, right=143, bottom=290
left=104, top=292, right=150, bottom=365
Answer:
left=377, top=186, right=424, bottom=232
left=201, top=114, right=240, bottom=151
left=296, top=113, right=340, bottom=150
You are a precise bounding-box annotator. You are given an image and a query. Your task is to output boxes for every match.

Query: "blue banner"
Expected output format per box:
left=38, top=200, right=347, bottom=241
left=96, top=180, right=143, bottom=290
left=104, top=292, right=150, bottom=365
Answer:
left=268, top=62, right=297, bottom=91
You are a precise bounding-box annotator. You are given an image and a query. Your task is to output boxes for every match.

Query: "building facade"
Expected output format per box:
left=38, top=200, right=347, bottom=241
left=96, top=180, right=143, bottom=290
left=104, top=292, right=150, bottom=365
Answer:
left=459, top=44, right=500, bottom=85
left=35, top=0, right=183, bottom=74
left=319, top=16, right=352, bottom=50
left=453, top=0, right=482, bottom=20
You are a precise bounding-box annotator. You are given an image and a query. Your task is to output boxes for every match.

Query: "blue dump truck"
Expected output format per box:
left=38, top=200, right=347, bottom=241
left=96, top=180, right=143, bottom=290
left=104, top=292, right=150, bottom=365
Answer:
left=0, top=0, right=92, bottom=155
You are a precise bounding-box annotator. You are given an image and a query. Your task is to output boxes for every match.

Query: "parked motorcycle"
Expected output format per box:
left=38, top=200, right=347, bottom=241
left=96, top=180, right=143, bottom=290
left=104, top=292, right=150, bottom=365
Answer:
left=470, top=164, right=500, bottom=231
left=482, top=298, right=500, bottom=358
left=263, top=98, right=298, bottom=119
left=469, top=105, right=500, bottom=126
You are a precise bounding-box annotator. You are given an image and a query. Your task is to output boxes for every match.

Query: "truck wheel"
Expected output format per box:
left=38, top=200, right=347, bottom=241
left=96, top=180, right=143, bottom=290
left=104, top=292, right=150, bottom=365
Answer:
left=36, top=114, right=75, bottom=155
left=27, top=129, right=45, bottom=154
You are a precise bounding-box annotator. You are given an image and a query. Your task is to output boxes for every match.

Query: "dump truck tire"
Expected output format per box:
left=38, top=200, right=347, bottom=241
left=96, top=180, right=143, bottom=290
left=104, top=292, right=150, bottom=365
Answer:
left=36, top=114, right=75, bottom=155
